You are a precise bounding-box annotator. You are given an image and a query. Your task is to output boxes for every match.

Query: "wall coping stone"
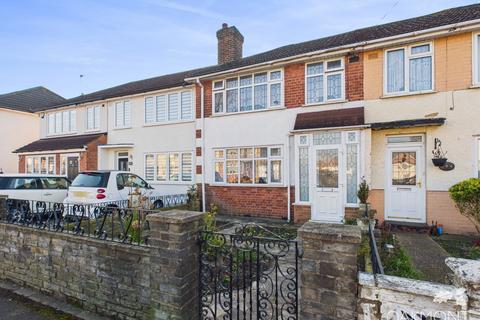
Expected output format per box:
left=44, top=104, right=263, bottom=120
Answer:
left=147, top=210, right=204, bottom=224
left=446, top=257, right=480, bottom=286
left=298, top=221, right=361, bottom=244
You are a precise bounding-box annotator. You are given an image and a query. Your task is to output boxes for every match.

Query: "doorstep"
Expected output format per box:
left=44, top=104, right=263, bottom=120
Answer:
left=384, top=220, right=430, bottom=233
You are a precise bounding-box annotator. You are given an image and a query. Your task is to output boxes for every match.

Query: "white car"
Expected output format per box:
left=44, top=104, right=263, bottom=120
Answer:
left=0, top=174, right=71, bottom=203
left=64, top=171, right=165, bottom=209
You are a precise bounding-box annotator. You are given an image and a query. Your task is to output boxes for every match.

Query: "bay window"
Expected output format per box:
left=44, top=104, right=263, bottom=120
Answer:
left=306, top=59, right=344, bottom=104
left=213, top=146, right=283, bottom=185
left=26, top=156, right=55, bottom=174
left=115, top=101, right=131, bottom=128
left=385, top=43, right=433, bottom=94
left=213, top=70, right=283, bottom=114
left=144, top=152, right=193, bottom=183
left=47, top=110, right=76, bottom=135
left=145, top=90, right=193, bottom=124
left=86, top=106, right=101, bottom=130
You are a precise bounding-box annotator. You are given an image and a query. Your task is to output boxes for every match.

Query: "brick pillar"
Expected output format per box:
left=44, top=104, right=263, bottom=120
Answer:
left=147, top=210, right=204, bottom=320
left=446, top=257, right=480, bottom=319
left=298, top=222, right=362, bottom=319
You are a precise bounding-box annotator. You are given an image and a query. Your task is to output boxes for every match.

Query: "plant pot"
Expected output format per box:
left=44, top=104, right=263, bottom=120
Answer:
left=432, top=158, right=447, bottom=167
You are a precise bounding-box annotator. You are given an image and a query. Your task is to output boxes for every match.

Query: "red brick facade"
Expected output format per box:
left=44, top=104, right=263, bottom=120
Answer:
left=346, top=53, right=364, bottom=101
left=284, top=63, right=305, bottom=108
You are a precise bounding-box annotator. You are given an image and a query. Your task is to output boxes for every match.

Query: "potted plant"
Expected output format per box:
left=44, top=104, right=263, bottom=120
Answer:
left=432, top=147, right=448, bottom=167
left=357, top=178, right=370, bottom=217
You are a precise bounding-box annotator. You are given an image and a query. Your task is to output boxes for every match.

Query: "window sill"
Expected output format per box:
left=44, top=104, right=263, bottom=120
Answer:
left=113, top=126, right=132, bottom=131
left=211, top=106, right=286, bottom=117
left=381, top=90, right=437, bottom=99
left=85, top=129, right=102, bottom=133
left=292, top=202, right=311, bottom=206
left=209, top=183, right=286, bottom=188
left=46, top=132, right=78, bottom=138
left=142, top=119, right=195, bottom=128
left=469, top=84, right=480, bottom=89
left=345, top=203, right=359, bottom=208
left=302, top=99, right=348, bottom=107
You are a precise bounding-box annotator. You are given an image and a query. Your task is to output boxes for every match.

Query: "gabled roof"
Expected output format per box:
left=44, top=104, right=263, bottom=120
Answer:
left=44, top=3, right=480, bottom=111
left=14, top=133, right=106, bottom=153
left=0, top=86, right=65, bottom=113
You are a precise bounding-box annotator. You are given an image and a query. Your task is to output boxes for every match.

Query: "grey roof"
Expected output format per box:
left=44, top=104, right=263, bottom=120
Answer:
left=0, top=86, right=65, bottom=113
left=45, top=3, right=480, bottom=110
left=14, top=133, right=106, bottom=153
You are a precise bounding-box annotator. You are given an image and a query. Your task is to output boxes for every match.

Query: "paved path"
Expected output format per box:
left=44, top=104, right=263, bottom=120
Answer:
left=0, top=288, right=75, bottom=320
left=396, top=232, right=453, bottom=284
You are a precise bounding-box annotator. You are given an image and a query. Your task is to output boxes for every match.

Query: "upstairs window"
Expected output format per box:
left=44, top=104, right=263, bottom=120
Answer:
left=86, top=106, right=101, bottom=131
left=145, top=90, right=193, bottom=124
left=474, top=33, right=480, bottom=85
left=212, top=70, right=283, bottom=114
left=306, top=59, right=344, bottom=104
left=115, top=101, right=131, bottom=128
left=47, top=110, right=76, bottom=135
left=385, top=43, right=433, bottom=94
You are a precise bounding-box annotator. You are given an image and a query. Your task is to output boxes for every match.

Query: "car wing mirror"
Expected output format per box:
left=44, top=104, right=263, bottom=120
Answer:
left=118, top=185, right=124, bottom=190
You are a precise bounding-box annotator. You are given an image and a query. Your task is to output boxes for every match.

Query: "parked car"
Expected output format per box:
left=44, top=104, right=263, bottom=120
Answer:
left=63, top=171, right=165, bottom=209
left=0, top=174, right=71, bottom=203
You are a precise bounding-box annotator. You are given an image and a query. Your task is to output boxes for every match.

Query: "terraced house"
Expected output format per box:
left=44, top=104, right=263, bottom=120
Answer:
left=14, top=4, right=480, bottom=233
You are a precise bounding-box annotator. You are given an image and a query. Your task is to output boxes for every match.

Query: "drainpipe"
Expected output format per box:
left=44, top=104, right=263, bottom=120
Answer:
left=196, top=78, right=206, bottom=213
left=286, top=133, right=292, bottom=222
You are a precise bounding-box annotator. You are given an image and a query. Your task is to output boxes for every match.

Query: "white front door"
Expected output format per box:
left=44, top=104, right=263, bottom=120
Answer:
left=385, top=145, right=426, bottom=223
left=312, top=146, right=343, bottom=223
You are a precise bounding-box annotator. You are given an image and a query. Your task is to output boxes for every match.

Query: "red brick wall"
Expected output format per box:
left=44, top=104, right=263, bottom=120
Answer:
left=284, top=63, right=305, bottom=108
left=18, top=155, right=25, bottom=173
left=205, top=185, right=290, bottom=219
left=346, top=53, right=364, bottom=101
left=293, top=204, right=311, bottom=224
left=198, top=81, right=212, bottom=118
left=84, top=134, right=107, bottom=171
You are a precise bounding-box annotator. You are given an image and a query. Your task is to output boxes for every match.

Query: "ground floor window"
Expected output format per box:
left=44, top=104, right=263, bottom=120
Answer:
left=26, top=155, right=55, bottom=174
left=213, top=146, right=282, bottom=185
left=144, top=152, right=193, bottom=183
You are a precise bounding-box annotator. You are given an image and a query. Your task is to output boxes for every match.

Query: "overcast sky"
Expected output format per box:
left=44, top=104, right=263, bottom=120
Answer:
left=0, top=0, right=477, bottom=98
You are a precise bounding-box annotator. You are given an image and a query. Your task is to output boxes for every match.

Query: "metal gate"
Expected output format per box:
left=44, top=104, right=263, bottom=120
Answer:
left=199, top=224, right=299, bottom=320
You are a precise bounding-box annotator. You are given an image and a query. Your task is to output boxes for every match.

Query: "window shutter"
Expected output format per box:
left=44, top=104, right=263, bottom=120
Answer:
left=123, top=101, right=131, bottom=127
left=55, top=113, right=62, bottom=133
left=70, top=110, right=76, bottom=132
left=180, top=91, right=192, bottom=120
left=168, top=93, right=179, bottom=121
left=145, top=154, right=155, bottom=181
left=156, top=95, right=167, bottom=122
left=181, top=153, right=192, bottom=181
left=145, top=97, right=155, bottom=123
left=94, top=107, right=100, bottom=129
left=87, top=108, right=94, bottom=130
left=48, top=114, right=55, bottom=134
left=62, top=111, right=69, bottom=132
left=115, top=102, right=123, bottom=127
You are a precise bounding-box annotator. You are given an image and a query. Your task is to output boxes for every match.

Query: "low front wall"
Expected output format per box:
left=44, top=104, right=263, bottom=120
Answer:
left=369, top=189, right=477, bottom=234
left=204, top=184, right=292, bottom=219
left=0, top=223, right=152, bottom=319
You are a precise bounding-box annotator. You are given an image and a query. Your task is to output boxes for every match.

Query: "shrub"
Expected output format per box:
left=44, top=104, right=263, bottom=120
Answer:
left=187, top=184, right=200, bottom=211
left=449, top=178, right=480, bottom=233
left=357, top=178, right=370, bottom=204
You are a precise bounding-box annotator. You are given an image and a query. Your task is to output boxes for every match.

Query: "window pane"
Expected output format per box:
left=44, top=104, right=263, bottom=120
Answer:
left=226, top=78, right=238, bottom=88
left=41, top=157, right=47, bottom=174
left=181, top=91, right=192, bottom=120
left=156, top=154, right=167, bottom=181
left=240, top=75, right=252, bottom=86
left=270, top=148, right=281, bottom=157
left=214, top=150, right=224, bottom=159
left=346, top=144, right=358, bottom=204
left=254, top=73, right=267, bottom=84
left=48, top=156, right=55, bottom=174
left=214, top=162, right=224, bottom=182
left=62, top=111, right=69, bottom=131
left=240, top=148, right=253, bottom=159
left=270, top=160, right=282, bottom=183
left=392, top=152, right=416, bottom=185
left=60, top=156, right=66, bottom=175
left=87, top=107, right=93, bottom=129
left=181, top=153, right=192, bottom=181
left=226, top=89, right=238, bottom=113
left=307, top=75, right=323, bottom=103
left=70, top=110, right=77, bottom=131
left=240, top=87, right=252, bottom=111
left=411, top=44, right=430, bottom=54
left=254, top=84, right=267, bottom=110
left=33, top=158, right=39, bottom=173
left=327, top=60, right=342, bottom=70
left=307, top=63, right=323, bottom=75
left=227, top=149, right=238, bottom=159
left=327, top=74, right=342, bottom=100
left=48, top=114, right=55, bottom=135
left=93, top=107, right=100, bottom=129
left=387, top=49, right=405, bottom=93
left=313, top=132, right=341, bottom=145
left=226, top=160, right=238, bottom=183
left=214, top=92, right=224, bottom=113
left=168, top=93, right=179, bottom=121
left=213, top=80, right=224, bottom=89
left=145, top=97, right=155, bottom=123
left=26, top=158, right=33, bottom=173
left=115, top=102, right=124, bottom=127
left=478, top=35, right=480, bottom=83
left=299, top=147, right=309, bottom=201
left=55, top=113, right=62, bottom=133
left=270, top=71, right=281, bottom=80
left=409, top=56, right=432, bottom=92
left=254, top=159, right=267, bottom=184
left=240, top=160, right=253, bottom=183
left=316, top=149, right=339, bottom=188
left=145, top=154, right=155, bottom=181
left=169, top=153, right=179, bottom=181
left=156, top=95, right=167, bottom=122
left=270, top=83, right=281, bottom=106
left=123, top=101, right=131, bottom=127
left=254, top=147, right=267, bottom=158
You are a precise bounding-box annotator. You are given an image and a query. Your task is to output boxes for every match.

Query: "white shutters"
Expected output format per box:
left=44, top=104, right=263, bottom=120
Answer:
left=86, top=106, right=100, bottom=130
left=115, top=101, right=131, bottom=128
left=144, top=90, right=192, bottom=125
left=144, top=152, right=193, bottom=182
left=47, top=110, right=77, bottom=135
left=48, top=114, right=55, bottom=135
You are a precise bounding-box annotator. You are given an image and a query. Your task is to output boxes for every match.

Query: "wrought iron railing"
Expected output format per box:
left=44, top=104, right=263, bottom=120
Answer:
left=368, top=221, right=384, bottom=275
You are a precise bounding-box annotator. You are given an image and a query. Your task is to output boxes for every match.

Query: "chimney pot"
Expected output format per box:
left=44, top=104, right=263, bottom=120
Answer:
left=217, top=23, right=243, bottom=65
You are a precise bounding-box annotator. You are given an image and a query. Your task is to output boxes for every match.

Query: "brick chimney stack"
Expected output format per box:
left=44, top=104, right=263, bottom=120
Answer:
left=217, top=23, right=244, bottom=65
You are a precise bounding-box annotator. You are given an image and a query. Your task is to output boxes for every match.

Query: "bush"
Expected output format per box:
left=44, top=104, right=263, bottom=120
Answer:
left=357, top=178, right=370, bottom=204
left=449, top=178, right=480, bottom=233
left=187, top=184, right=200, bottom=211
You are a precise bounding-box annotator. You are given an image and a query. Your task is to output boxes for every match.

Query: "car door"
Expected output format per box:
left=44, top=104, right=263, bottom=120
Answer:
left=40, top=177, right=70, bottom=203
left=7, top=177, right=42, bottom=202
left=116, top=173, right=130, bottom=202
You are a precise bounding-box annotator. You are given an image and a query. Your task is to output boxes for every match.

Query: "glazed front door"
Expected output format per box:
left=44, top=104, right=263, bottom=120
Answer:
left=312, top=146, right=343, bottom=223
left=67, top=157, right=79, bottom=180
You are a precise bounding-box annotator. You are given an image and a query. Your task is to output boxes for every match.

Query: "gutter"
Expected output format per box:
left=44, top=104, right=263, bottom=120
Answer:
left=196, top=78, right=207, bottom=213
left=185, top=19, right=480, bottom=81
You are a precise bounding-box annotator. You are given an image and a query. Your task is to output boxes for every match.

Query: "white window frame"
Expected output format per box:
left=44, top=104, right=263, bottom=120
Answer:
left=475, top=137, right=480, bottom=178
left=144, top=89, right=193, bottom=125
left=86, top=106, right=101, bottom=131
left=114, top=100, right=131, bottom=129
left=46, top=110, right=77, bottom=136
left=383, top=42, right=434, bottom=95
left=305, top=58, right=345, bottom=105
left=344, top=131, right=361, bottom=206
left=212, top=146, right=284, bottom=186
left=473, top=33, right=480, bottom=86
left=143, top=151, right=194, bottom=184
left=25, top=155, right=56, bottom=174
left=212, top=69, right=284, bottom=115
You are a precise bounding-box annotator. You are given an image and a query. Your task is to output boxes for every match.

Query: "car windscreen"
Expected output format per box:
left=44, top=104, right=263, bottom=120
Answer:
left=71, top=172, right=109, bottom=188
